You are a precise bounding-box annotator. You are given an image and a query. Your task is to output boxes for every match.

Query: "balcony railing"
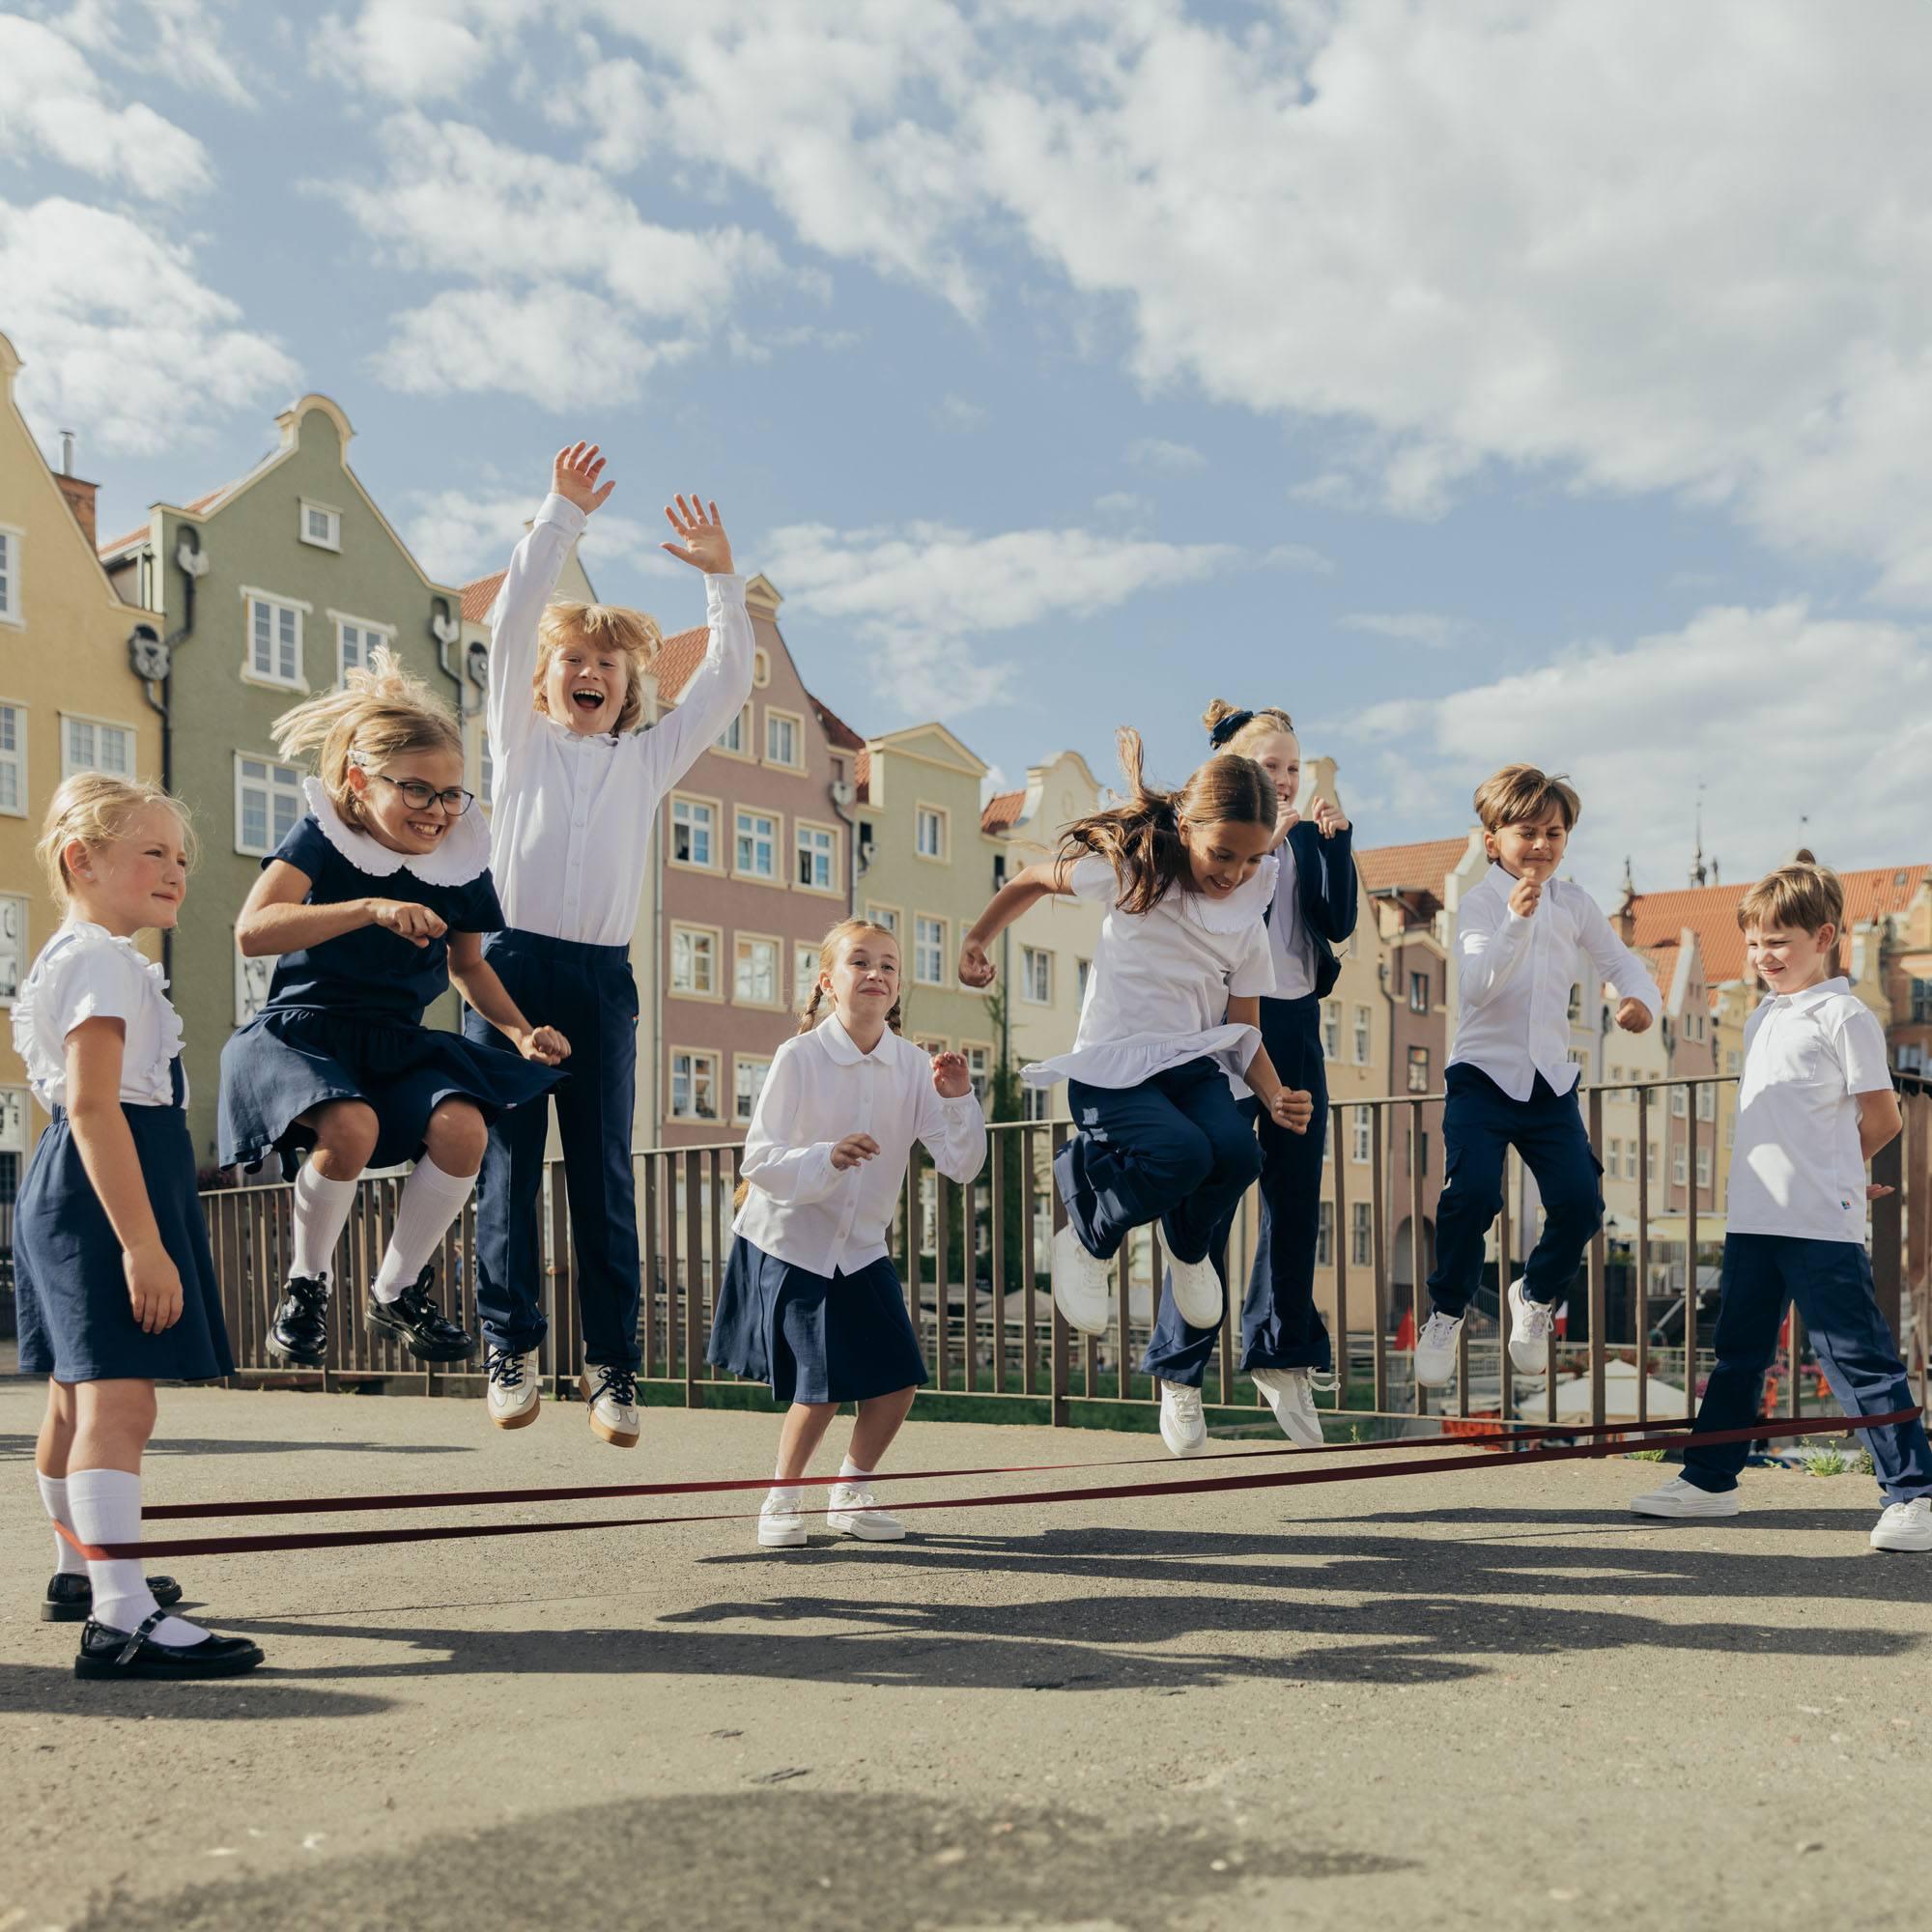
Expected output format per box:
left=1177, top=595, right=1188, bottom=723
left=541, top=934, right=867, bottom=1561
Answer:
left=197, top=1071, right=1930, bottom=1435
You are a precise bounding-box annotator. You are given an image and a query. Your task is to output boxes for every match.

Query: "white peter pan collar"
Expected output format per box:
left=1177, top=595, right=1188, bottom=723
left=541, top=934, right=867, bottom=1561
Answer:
left=9, top=920, right=184, bottom=1101
left=303, top=777, right=491, bottom=887
left=815, top=1012, right=905, bottom=1068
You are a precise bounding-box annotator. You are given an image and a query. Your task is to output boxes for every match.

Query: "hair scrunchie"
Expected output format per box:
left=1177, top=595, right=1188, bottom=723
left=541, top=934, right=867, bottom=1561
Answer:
left=1208, top=708, right=1255, bottom=748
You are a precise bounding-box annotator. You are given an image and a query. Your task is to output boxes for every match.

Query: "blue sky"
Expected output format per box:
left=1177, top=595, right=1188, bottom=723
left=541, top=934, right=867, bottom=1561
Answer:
left=5, top=0, right=1930, bottom=900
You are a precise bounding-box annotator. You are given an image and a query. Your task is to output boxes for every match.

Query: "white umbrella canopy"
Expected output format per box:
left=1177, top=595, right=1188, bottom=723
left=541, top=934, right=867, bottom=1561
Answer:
left=1519, top=1357, right=1694, bottom=1422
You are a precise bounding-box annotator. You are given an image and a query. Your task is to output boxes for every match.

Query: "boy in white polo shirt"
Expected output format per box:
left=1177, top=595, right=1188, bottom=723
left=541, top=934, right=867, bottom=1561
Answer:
left=1633, top=854, right=1931, bottom=1551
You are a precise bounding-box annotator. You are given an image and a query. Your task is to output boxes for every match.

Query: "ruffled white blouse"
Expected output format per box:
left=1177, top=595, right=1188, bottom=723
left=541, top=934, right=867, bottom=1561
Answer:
left=298, top=777, right=492, bottom=886
left=11, top=920, right=187, bottom=1109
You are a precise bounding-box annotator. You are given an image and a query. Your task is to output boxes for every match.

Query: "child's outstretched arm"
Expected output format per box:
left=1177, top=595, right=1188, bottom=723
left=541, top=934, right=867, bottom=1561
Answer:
left=738, top=1046, right=859, bottom=1203
left=235, top=861, right=447, bottom=956
left=447, top=931, right=569, bottom=1065
left=958, top=858, right=1079, bottom=986
left=1577, top=896, right=1662, bottom=1034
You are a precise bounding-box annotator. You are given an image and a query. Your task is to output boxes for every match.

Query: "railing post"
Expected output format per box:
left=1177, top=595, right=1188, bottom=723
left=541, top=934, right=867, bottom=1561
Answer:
left=683, top=1152, right=705, bottom=1408
left=1050, top=1121, right=1069, bottom=1428
left=1587, top=1085, right=1606, bottom=1428
left=1329, top=1102, right=1348, bottom=1417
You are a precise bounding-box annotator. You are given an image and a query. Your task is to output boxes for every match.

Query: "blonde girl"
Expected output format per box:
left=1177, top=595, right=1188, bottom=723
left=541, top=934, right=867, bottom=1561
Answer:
left=217, top=649, right=567, bottom=1373
left=15, top=776, right=262, bottom=1678
left=707, top=919, right=986, bottom=1548
left=959, top=729, right=1315, bottom=1455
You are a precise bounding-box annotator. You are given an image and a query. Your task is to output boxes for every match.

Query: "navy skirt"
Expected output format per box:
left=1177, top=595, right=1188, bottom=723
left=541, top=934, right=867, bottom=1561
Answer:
left=707, top=1236, right=927, bottom=1405
left=14, top=1093, right=234, bottom=1383
left=217, top=1005, right=564, bottom=1178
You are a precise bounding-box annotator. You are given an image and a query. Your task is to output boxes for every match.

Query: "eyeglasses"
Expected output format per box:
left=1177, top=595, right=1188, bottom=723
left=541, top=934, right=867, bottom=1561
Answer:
left=370, top=774, right=475, bottom=816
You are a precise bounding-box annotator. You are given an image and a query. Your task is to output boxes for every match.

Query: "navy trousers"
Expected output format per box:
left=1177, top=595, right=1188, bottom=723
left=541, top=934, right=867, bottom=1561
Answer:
left=1425, top=1064, right=1602, bottom=1318
left=464, top=929, right=642, bottom=1371
left=1059, top=1057, right=1264, bottom=1266
left=1143, top=994, right=1331, bottom=1383
left=1682, top=1234, right=1932, bottom=1503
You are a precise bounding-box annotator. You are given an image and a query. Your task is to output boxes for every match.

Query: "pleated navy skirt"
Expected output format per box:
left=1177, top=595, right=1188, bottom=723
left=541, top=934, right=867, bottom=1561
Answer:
left=707, top=1236, right=927, bottom=1405
left=217, top=1005, right=564, bottom=1178
left=14, top=1077, right=234, bottom=1384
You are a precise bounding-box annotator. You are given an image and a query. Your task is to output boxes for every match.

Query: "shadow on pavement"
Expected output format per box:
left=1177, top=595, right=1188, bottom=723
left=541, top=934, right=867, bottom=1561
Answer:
left=0, top=1661, right=400, bottom=1719
left=0, top=1434, right=476, bottom=1462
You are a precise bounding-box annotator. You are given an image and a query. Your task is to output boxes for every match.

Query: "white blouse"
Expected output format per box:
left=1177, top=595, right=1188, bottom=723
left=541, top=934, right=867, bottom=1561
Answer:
left=1022, top=853, right=1279, bottom=1092
left=11, top=921, right=186, bottom=1110
left=735, top=1015, right=988, bottom=1279
left=483, top=493, right=755, bottom=948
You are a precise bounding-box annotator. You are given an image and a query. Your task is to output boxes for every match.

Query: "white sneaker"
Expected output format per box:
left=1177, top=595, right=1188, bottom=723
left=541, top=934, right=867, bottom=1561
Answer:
left=1506, top=1278, right=1554, bottom=1378
left=484, top=1346, right=540, bottom=1430
left=826, top=1483, right=906, bottom=1541
left=758, top=1495, right=806, bottom=1548
left=1158, top=1380, right=1208, bottom=1458
left=1165, top=1252, right=1224, bottom=1329
left=1630, top=1475, right=1742, bottom=1520
left=1252, top=1367, right=1324, bottom=1449
left=579, top=1365, right=640, bottom=1448
left=1869, top=1496, right=1932, bottom=1552
left=1051, top=1224, right=1114, bottom=1336
left=1412, top=1310, right=1463, bottom=1388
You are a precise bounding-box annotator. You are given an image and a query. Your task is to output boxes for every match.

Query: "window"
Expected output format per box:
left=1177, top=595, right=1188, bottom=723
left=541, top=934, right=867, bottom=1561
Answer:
left=916, top=805, right=947, bottom=860
left=1695, top=1085, right=1716, bottom=1122
left=235, top=753, right=304, bottom=856
left=1076, top=957, right=1092, bottom=1006
left=1671, top=1087, right=1687, bottom=1118
left=915, top=915, right=946, bottom=985
left=235, top=952, right=272, bottom=1027
left=1567, top=982, right=1582, bottom=1023
left=963, top=1043, right=991, bottom=1103
left=1352, top=1005, right=1372, bottom=1065
left=1912, top=979, right=1932, bottom=1025
left=716, top=703, right=752, bottom=755
left=244, top=591, right=305, bottom=687
left=1024, top=1086, right=1053, bottom=1122
left=794, top=943, right=820, bottom=1008
left=0, top=526, right=19, bottom=624
left=669, top=796, right=716, bottom=868
left=669, top=923, right=719, bottom=998
left=1406, top=1046, right=1429, bottom=1094
left=62, top=715, right=135, bottom=780
left=867, top=903, right=900, bottom=935
left=1408, top=970, right=1430, bottom=1013
left=734, top=934, right=782, bottom=1007
left=1316, top=1201, right=1334, bottom=1267
left=0, top=893, right=24, bottom=1004
left=917, top=1035, right=949, bottom=1057
left=1022, top=946, right=1053, bottom=1005
left=1725, top=1048, right=1742, bottom=1074
left=299, top=501, right=341, bottom=551
left=1322, top=1000, right=1341, bottom=1060
left=735, top=809, right=778, bottom=881
left=765, top=709, right=803, bottom=768
left=1696, top=1146, right=1712, bottom=1189
left=753, top=647, right=771, bottom=688
left=734, top=1055, right=771, bottom=1123
left=1351, top=1110, right=1371, bottom=1164
left=1672, top=1145, right=1688, bottom=1186
left=1646, top=1141, right=1659, bottom=1185
left=1350, top=1202, right=1373, bottom=1267
left=334, top=616, right=389, bottom=683
left=796, top=821, right=837, bottom=891
left=670, top=1050, right=720, bottom=1121
left=1607, top=1137, right=1622, bottom=1179
left=0, top=703, right=24, bottom=816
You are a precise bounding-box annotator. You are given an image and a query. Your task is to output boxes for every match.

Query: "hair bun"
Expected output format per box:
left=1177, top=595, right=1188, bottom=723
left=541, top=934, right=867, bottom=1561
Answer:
left=1793, top=846, right=1818, bottom=866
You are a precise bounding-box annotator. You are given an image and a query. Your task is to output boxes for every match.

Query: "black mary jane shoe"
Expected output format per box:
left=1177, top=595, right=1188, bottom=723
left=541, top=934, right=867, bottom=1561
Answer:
left=366, top=1265, right=477, bottom=1363
left=268, top=1272, right=332, bottom=1367
left=73, top=1610, right=264, bottom=1682
left=43, top=1572, right=183, bottom=1623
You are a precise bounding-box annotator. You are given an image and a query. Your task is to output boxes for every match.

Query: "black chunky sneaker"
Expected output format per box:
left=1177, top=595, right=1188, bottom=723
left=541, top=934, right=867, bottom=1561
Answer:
left=74, top=1610, right=264, bottom=1682
left=366, top=1265, right=476, bottom=1362
left=43, top=1572, right=183, bottom=1624
left=268, top=1273, right=331, bottom=1366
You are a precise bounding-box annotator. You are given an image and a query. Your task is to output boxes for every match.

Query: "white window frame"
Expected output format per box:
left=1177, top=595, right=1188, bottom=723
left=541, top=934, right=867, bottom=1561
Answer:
left=1671, top=1087, right=1688, bottom=1119
left=1021, top=945, right=1053, bottom=1006
left=733, top=1053, right=772, bottom=1124
left=1316, top=1200, right=1334, bottom=1267
left=866, top=902, right=901, bottom=936
left=752, top=647, right=772, bottom=689
left=0, top=1082, right=26, bottom=1154
left=733, top=808, right=781, bottom=884
left=914, top=913, right=947, bottom=986
left=1695, top=1084, right=1716, bottom=1122
left=1696, top=1146, right=1712, bottom=1189
left=733, top=931, right=784, bottom=1009
left=233, top=752, right=307, bottom=857
left=794, top=942, right=821, bottom=1009
left=242, top=586, right=309, bottom=690
left=1672, top=1145, right=1688, bottom=1187
left=329, top=610, right=394, bottom=685
left=764, top=706, right=805, bottom=770
left=1352, top=1005, right=1372, bottom=1066
left=668, top=922, right=722, bottom=1001
left=298, top=499, right=342, bottom=552
left=715, top=702, right=754, bottom=759
left=668, top=792, right=721, bottom=871
left=1322, top=999, right=1341, bottom=1059
left=794, top=818, right=838, bottom=894
left=1075, top=957, right=1092, bottom=1007
left=0, top=524, right=22, bottom=627
left=915, top=803, right=948, bottom=862
left=1350, top=1202, right=1373, bottom=1267
left=0, top=892, right=25, bottom=1006
left=669, top=1047, right=721, bottom=1122
left=0, top=699, right=28, bottom=816
left=961, top=1040, right=993, bottom=1105
left=1351, top=1110, right=1371, bottom=1164
left=60, top=712, right=137, bottom=781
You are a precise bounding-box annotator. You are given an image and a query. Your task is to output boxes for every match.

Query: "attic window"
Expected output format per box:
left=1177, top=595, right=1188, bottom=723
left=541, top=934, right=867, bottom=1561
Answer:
left=300, top=501, right=341, bottom=551
left=753, top=648, right=771, bottom=688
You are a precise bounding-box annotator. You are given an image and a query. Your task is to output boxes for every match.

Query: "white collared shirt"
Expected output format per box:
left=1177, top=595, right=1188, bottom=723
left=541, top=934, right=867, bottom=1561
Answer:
left=1266, top=839, right=1317, bottom=1002
left=12, top=921, right=185, bottom=1109
left=735, top=1015, right=988, bottom=1278
left=1728, top=977, right=1892, bottom=1244
left=484, top=494, right=754, bottom=947
left=1450, top=862, right=1661, bottom=1101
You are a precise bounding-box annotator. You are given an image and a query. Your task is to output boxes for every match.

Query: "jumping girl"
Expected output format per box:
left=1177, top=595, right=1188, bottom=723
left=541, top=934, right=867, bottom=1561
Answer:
left=959, top=729, right=1314, bottom=1456
left=708, top=919, right=986, bottom=1548
left=17, top=776, right=262, bottom=1678
left=1140, top=700, right=1356, bottom=1453
left=218, top=650, right=568, bottom=1370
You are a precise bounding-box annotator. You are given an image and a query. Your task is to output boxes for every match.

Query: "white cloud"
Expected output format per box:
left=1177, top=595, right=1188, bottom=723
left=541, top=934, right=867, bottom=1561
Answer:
left=1339, top=611, right=1472, bottom=649
left=310, top=0, right=531, bottom=99
left=1348, top=603, right=1932, bottom=898
left=0, top=14, right=212, bottom=197
left=0, top=195, right=298, bottom=454
left=53, top=0, right=257, bottom=108
left=980, top=763, right=1010, bottom=806
left=401, top=486, right=681, bottom=587
left=1127, top=437, right=1207, bottom=472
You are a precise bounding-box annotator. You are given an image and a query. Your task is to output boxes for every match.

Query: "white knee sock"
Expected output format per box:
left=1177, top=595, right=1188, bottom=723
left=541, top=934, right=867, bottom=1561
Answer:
left=370, top=1157, right=477, bottom=1303
left=38, top=1472, right=88, bottom=1576
left=291, top=1163, right=358, bottom=1285
left=65, top=1468, right=206, bottom=1646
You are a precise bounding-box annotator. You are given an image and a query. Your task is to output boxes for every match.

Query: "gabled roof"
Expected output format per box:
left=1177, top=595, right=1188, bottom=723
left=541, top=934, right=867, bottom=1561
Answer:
left=809, top=696, right=869, bottom=799
left=651, top=622, right=709, bottom=703
left=460, top=569, right=506, bottom=625
left=1357, top=835, right=1476, bottom=895
left=980, top=788, right=1025, bottom=834
left=98, top=483, right=232, bottom=560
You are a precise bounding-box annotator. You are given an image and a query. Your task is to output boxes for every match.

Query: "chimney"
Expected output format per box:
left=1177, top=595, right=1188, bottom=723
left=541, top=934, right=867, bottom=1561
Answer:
left=52, top=428, right=99, bottom=547
left=60, top=430, right=75, bottom=474
left=1613, top=857, right=1637, bottom=944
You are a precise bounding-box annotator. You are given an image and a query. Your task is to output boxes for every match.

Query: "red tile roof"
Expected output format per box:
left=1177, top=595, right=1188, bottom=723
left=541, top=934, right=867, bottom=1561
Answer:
left=1356, top=835, right=1474, bottom=895
left=650, top=623, right=709, bottom=704
left=980, top=788, right=1025, bottom=834
left=460, top=569, right=506, bottom=624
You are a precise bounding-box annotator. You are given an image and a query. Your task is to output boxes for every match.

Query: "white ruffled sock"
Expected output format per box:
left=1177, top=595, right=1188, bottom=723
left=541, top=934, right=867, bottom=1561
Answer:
left=65, top=1468, right=207, bottom=1646
left=369, top=1157, right=476, bottom=1303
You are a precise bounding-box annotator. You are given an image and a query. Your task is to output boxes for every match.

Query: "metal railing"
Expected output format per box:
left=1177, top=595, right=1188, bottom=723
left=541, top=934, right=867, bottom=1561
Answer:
left=200, top=1071, right=1931, bottom=1435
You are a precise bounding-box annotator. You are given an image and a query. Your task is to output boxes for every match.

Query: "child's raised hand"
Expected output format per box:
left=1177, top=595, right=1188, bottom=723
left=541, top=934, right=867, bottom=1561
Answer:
left=1270, top=1088, right=1315, bottom=1134
left=552, top=440, right=615, bottom=515
left=830, top=1133, right=881, bottom=1172
left=125, top=1237, right=184, bottom=1334
left=930, top=1050, right=972, bottom=1099
left=368, top=898, right=447, bottom=948
left=520, top=1024, right=571, bottom=1065
left=1273, top=794, right=1301, bottom=848
left=1614, top=997, right=1653, bottom=1034
left=662, top=495, right=733, bottom=575
left=1508, top=876, right=1543, bottom=920
left=1310, top=795, right=1350, bottom=838
left=958, top=935, right=995, bottom=988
